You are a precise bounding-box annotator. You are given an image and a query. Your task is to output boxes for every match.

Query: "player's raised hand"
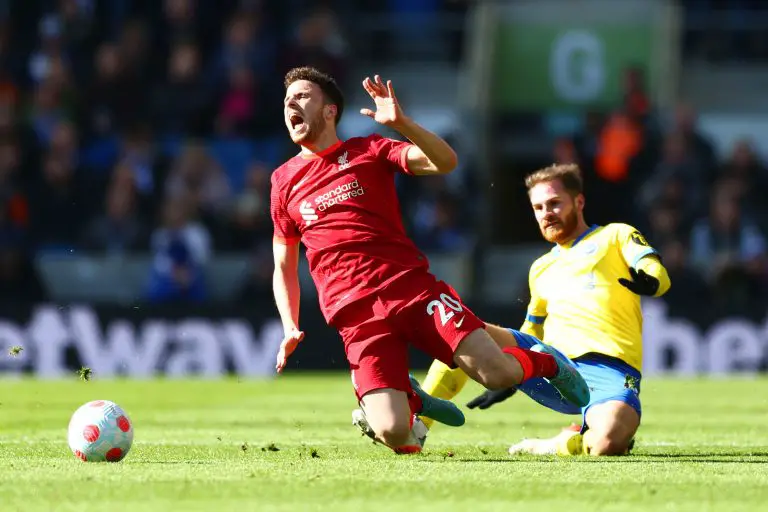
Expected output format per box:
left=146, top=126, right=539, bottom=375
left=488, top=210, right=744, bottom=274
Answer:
left=618, top=267, right=660, bottom=296
left=360, top=75, right=406, bottom=128
left=275, top=328, right=305, bottom=373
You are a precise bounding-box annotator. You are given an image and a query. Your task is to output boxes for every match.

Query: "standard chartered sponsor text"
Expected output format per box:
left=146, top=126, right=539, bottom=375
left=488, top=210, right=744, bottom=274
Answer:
left=314, top=180, right=365, bottom=211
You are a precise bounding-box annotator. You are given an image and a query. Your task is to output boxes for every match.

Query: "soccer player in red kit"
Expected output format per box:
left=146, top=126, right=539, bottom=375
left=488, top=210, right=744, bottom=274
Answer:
left=271, top=66, right=589, bottom=454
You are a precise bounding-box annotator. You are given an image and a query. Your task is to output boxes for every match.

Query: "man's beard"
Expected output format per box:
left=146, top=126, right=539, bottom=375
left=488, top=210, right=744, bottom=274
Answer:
left=540, top=209, right=579, bottom=244
left=291, top=113, right=325, bottom=145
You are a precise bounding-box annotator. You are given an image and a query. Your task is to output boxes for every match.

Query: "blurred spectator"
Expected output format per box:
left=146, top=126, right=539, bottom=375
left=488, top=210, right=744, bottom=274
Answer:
left=49, top=119, right=79, bottom=162
left=1, top=0, right=763, bottom=311
left=225, top=162, right=271, bottom=251
left=671, top=103, right=716, bottom=178
left=58, top=0, right=96, bottom=42
left=594, top=111, right=643, bottom=186
left=28, top=150, right=88, bottom=250
left=591, top=111, right=644, bottom=221
left=26, top=80, right=71, bottom=147
left=209, top=11, right=275, bottom=90
left=0, top=138, right=30, bottom=306
left=117, top=124, right=162, bottom=199
left=0, top=204, right=45, bottom=301
left=0, top=64, right=19, bottom=113
left=236, top=245, right=273, bottom=305
left=80, top=178, right=147, bottom=254
left=83, top=43, right=145, bottom=139
left=411, top=182, right=471, bottom=254
left=385, top=0, right=442, bottom=60
left=656, top=240, right=709, bottom=305
left=157, top=0, right=203, bottom=63
left=622, top=66, right=651, bottom=124
left=215, top=65, right=258, bottom=137
left=166, top=141, right=231, bottom=217
left=151, top=41, right=209, bottom=136
left=117, top=19, right=152, bottom=84
left=572, top=111, right=603, bottom=168
left=282, top=8, right=348, bottom=85
left=28, top=14, right=68, bottom=85
left=689, top=181, right=767, bottom=283
left=146, top=195, right=210, bottom=303
left=0, top=137, right=28, bottom=225
left=645, top=200, right=685, bottom=249
left=552, top=137, right=580, bottom=167
left=637, top=131, right=707, bottom=223
left=719, top=139, right=768, bottom=224
left=107, top=161, right=156, bottom=226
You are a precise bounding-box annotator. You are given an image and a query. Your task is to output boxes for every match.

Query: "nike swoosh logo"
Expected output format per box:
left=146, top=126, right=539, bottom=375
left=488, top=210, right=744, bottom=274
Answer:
left=454, top=317, right=465, bottom=328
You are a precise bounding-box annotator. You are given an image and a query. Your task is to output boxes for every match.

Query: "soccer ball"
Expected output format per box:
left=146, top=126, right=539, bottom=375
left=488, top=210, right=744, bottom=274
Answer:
left=67, top=400, right=134, bottom=462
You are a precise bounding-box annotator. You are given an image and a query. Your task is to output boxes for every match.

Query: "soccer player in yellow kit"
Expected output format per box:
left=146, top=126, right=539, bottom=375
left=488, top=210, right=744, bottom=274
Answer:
left=421, top=163, right=671, bottom=456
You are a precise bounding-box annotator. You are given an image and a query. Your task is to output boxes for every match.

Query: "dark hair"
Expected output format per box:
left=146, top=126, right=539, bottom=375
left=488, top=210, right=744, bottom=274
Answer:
left=284, top=66, right=344, bottom=125
left=525, top=163, right=583, bottom=196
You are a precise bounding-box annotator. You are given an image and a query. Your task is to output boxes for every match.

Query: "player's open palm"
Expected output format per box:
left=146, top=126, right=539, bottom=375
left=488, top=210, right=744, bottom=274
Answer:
left=360, top=75, right=405, bottom=127
left=276, top=328, right=305, bottom=373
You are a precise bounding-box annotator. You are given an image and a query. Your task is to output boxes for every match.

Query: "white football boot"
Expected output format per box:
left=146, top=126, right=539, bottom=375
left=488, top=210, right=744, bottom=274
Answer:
left=508, top=428, right=584, bottom=456
left=351, top=408, right=427, bottom=454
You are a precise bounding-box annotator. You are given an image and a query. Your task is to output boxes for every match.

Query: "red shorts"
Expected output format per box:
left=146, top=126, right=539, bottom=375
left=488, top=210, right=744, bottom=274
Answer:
left=331, top=272, right=485, bottom=401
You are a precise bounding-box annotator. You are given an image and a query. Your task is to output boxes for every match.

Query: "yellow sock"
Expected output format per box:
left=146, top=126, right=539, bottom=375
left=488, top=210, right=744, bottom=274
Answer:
left=420, top=360, right=469, bottom=429
left=555, top=431, right=585, bottom=456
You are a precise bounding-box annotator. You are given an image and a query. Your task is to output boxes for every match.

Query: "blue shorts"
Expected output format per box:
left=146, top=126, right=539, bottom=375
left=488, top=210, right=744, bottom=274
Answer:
left=510, top=330, right=642, bottom=431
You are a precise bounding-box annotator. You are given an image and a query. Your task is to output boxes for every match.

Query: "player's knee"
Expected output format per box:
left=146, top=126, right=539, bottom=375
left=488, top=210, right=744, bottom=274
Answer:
left=587, top=434, right=630, bottom=456
left=374, top=419, right=411, bottom=448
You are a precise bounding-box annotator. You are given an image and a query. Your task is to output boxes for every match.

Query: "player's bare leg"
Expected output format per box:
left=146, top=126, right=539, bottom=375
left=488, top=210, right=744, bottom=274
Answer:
left=453, top=328, right=589, bottom=407
left=509, top=401, right=639, bottom=456
left=356, top=388, right=424, bottom=453
left=484, top=323, right=522, bottom=349
left=582, top=401, right=640, bottom=455
left=452, top=329, right=523, bottom=388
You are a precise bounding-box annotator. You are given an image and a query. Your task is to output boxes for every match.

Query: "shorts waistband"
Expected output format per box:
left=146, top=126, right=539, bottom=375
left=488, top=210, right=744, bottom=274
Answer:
left=573, top=352, right=641, bottom=379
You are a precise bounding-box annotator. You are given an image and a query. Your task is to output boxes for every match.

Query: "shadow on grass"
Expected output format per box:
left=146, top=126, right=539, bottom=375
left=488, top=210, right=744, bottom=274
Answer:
left=133, top=460, right=216, bottom=465
left=417, top=452, right=768, bottom=464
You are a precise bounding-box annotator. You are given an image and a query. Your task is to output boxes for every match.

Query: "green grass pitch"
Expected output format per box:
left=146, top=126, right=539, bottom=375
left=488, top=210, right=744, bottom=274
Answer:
left=1, top=373, right=768, bottom=511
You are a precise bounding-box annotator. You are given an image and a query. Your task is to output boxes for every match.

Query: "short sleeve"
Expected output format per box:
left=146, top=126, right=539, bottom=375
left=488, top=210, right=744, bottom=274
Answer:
left=270, top=172, right=300, bottom=244
left=367, top=133, right=414, bottom=174
left=615, top=224, right=659, bottom=268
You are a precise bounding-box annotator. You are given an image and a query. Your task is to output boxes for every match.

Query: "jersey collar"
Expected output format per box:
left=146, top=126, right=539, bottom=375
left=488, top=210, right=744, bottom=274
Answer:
left=552, top=224, right=600, bottom=255
left=571, top=224, right=600, bottom=247
left=299, top=140, right=344, bottom=160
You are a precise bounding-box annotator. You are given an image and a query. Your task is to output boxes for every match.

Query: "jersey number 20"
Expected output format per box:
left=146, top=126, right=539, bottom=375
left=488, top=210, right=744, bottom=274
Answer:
left=426, top=293, right=463, bottom=326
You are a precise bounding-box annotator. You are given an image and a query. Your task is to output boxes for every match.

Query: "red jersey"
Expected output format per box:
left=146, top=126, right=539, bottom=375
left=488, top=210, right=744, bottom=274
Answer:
left=270, top=134, right=430, bottom=322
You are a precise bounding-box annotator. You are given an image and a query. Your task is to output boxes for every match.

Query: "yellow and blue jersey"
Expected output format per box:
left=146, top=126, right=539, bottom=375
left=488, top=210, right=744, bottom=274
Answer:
left=522, top=223, right=666, bottom=372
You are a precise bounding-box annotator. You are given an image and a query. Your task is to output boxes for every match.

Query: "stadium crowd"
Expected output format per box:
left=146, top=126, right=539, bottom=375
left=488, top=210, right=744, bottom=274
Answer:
left=552, top=64, right=768, bottom=310
left=0, top=0, right=764, bottom=307
left=0, top=0, right=472, bottom=303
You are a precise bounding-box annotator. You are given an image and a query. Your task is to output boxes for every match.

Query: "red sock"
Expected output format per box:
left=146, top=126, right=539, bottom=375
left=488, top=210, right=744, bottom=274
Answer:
left=407, top=391, right=422, bottom=427
left=502, top=346, right=558, bottom=381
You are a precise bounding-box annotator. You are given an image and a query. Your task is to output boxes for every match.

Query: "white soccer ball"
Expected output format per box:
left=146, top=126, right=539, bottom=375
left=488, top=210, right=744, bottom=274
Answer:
left=67, top=400, right=134, bottom=462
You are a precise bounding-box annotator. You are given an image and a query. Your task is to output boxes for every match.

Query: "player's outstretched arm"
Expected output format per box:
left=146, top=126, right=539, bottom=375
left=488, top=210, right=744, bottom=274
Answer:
left=273, top=240, right=304, bottom=373
left=360, top=75, right=457, bottom=175
left=615, top=227, right=671, bottom=297
left=619, top=257, right=671, bottom=297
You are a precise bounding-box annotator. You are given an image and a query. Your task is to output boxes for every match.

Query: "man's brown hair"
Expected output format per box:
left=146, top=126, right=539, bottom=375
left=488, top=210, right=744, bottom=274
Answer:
left=284, top=66, right=344, bottom=125
left=525, top=163, right=584, bottom=196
